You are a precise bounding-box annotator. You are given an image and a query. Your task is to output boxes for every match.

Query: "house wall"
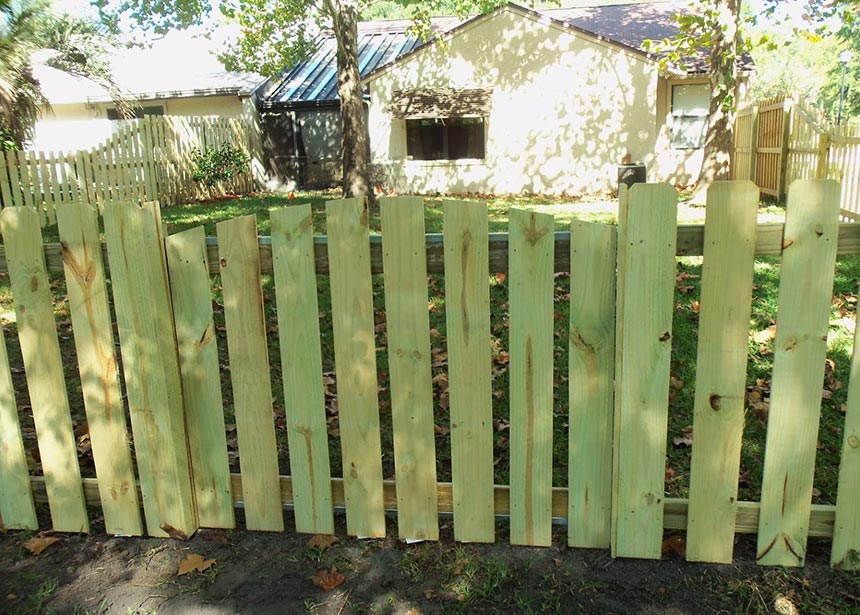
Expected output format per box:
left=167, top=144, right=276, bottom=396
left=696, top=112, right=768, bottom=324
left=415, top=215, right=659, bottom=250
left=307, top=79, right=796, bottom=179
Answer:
left=367, top=8, right=662, bottom=195
left=33, top=94, right=246, bottom=151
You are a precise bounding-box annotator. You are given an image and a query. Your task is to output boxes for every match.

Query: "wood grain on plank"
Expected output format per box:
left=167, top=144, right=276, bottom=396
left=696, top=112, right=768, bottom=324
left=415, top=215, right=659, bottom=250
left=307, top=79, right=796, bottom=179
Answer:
left=380, top=196, right=439, bottom=541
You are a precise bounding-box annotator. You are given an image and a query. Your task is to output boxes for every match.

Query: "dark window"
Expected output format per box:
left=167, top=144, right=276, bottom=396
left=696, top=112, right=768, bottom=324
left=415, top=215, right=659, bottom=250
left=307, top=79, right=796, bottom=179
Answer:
left=406, top=117, right=485, bottom=160
left=106, top=105, right=165, bottom=120
left=671, top=84, right=709, bottom=149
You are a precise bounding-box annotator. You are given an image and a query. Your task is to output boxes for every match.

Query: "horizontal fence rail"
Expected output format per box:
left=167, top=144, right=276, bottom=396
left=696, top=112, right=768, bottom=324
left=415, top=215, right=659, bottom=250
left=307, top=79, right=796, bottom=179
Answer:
left=2, top=180, right=859, bottom=571
left=4, top=222, right=860, bottom=277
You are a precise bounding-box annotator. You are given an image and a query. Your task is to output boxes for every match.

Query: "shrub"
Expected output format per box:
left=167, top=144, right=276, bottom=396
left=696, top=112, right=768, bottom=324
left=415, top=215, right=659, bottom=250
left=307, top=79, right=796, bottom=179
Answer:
left=191, top=142, right=250, bottom=189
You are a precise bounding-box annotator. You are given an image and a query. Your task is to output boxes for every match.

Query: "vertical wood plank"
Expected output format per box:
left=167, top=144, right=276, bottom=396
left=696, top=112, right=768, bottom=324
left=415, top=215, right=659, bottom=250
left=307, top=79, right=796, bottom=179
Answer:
left=443, top=199, right=495, bottom=543
left=757, top=179, right=841, bottom=567
left=217, top=214, right=283, bottom=532
left=508, top=208, right=554, bottom=547
left=57, top=203, right=142, bottom=536
left=612, top=183, right=677, bottom=559
left=380, top=196, right=439, bottom=541
left=38, top=152, right=55, bottom=225
left=17, top=151, right=34, bottom=211
left=0, top=152, right=13, bottom=208
left=48, top=152, right=63, bottom=205
left=686, top=181, right=759, bottom=563
left=5, top=151, right=21, bottom=207
left=0, top=207, right=89, bottom=532
left=166, top=226, right=235, bottom=529
left=67, top=153, right=80, bottom=203
left=568, top=221, right=616, bottom=549
left=270, top=204, right=335, bottom=535
left=76, top=151, right=89, bottom=204
left=326, top=198, right=386, bottom=537
left=611, top=186, right=630, bottom=557
left=104, top=201, right=197, bottom=538
left=833, top=291, right=860, bottom=569
left=0, top=328, right=38, bottom=529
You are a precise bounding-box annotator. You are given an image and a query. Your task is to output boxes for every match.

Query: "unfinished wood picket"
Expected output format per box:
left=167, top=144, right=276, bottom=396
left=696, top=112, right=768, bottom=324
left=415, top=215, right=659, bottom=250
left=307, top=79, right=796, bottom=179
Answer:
left=4, top=180, right=860, bottom=571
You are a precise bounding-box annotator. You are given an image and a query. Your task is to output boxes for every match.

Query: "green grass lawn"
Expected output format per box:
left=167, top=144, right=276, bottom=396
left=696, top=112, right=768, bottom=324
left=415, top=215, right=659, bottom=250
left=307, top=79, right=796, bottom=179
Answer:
left=3, top=190, right=856, bottom=510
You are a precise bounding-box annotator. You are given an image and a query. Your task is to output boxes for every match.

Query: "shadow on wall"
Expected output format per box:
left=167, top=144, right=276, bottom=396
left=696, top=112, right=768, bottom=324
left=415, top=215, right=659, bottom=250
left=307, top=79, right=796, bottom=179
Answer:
left=367, top=7, right=690, bottom=196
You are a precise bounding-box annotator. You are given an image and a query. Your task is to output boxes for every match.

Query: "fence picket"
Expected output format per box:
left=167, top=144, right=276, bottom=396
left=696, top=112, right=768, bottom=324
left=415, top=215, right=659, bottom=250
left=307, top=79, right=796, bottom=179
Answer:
left=612, top=183, right=677, bottom=559
left=757, top=179, right=841, bottom=567
left=217, top=214, right=283, bottom=532
left=326, top=198, right=386, bottom=537
left=380, top=196, right=439, bottom=541
left=443, top=199, right=495, bottom=543
left=48, top=151, right=63, bottom=204
left=17, top=151, right=34, bottom=213
left=0, top=152, right=12, bottom=208
left=833, top=297, right=860, bottom=569
left=508, top=208, right=554, bottom=547
left=0, top=206, right=89, bottom=532
left=5, top=151, right=21, bottom=207
left=67, top=152, right=81, bottom=203
left=0, top=327, right=38, bottom=529
left=166, top=226, right=235, bottom=529
left=103, top=201, right=197, bottom=538
left=38, top=152, right=54, bottom=224
left=568, top=221, right=616, bottom=549
left=56, top=203, right=142, bottom=535
left=270, top=204, right=335, bottom=535
left=686, top=181, right=759, bottom=563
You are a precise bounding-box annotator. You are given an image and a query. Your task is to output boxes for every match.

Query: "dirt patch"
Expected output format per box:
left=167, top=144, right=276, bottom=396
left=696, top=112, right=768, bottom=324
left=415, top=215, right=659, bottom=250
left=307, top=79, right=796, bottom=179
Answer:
left=2, top=513, right=859, bottom=615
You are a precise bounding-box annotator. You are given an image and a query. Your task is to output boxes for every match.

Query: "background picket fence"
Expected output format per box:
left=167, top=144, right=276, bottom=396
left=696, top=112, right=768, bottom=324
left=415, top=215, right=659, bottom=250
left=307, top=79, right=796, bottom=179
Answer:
left=0, top=115, right=255, bottom=223
left=732, top=94, right=860, bottom=221
left=1, top=180, right=860, bottom=569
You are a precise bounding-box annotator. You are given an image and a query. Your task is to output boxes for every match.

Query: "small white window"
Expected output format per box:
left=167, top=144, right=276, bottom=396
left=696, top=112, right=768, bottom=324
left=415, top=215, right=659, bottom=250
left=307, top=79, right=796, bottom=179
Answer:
left=671, top=84, right=709, bottom=149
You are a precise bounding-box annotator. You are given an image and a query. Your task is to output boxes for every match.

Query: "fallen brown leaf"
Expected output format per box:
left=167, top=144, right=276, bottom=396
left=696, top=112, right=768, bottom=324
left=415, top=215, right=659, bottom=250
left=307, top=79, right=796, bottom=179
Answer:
left=24, top=536, right=60, bottom=556
left=177, top=553, right=216, bottom=576
left=160, top=523, right=188, bottom=541
left=307, top=534, right=338, bottom=551
left=312, top=566, right=345, bottom=592
left=662, top=535, right=686, bottom=557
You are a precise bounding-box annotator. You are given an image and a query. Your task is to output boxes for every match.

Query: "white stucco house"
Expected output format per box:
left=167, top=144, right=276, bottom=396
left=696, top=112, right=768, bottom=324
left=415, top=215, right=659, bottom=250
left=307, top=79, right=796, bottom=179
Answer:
left=261, top=0, right=752, bottom=194
left=32, top=29, right=265, bottom=152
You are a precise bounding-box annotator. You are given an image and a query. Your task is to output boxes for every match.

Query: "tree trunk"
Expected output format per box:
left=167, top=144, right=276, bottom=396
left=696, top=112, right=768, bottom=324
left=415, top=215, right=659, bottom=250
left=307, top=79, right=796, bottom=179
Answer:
left=330, top=0, right=370, bottom=200
left=691, top=0, right=742, bottom=202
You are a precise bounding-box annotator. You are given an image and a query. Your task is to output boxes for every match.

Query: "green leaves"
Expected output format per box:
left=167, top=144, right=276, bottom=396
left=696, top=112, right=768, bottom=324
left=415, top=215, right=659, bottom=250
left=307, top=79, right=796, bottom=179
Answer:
left=191, top=142, right=250, bottom=190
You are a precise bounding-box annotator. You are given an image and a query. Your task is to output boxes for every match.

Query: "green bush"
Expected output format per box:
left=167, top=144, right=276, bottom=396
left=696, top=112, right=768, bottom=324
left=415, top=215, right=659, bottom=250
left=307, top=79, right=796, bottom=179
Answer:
left=191, top=142, right=250, bottom=189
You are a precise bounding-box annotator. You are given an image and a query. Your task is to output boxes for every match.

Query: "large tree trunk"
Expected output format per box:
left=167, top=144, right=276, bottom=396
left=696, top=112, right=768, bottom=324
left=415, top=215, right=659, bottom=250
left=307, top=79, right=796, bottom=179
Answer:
left=691, top=0, right=742, bottom=202
left=330, top=0, right=370, bottom=200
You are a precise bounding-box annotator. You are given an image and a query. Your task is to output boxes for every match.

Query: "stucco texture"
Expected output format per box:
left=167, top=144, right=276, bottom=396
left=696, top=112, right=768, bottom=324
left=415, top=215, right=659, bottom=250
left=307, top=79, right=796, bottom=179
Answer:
left=368, top=7, right=701, bottom=195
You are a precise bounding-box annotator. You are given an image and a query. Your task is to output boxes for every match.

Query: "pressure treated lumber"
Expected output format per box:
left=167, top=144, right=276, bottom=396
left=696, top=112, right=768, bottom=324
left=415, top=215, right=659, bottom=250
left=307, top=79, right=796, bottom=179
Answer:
left=57, top=203, right=142, bottom=536
left=217, top=214, right=283, bottom=532
left=325, top=198, right=386, bottom=538
left=443, top=199, right=495, bottom=543
left=166, top=226, right=235, bottom=529
left=270, top=204, right=334, bottom=535
left=0, top=328, right=37, bottom=530
left=833, top=298, right=860, bottom=569
left=508, top=208, right=555, bottom=547
left=380, top=196, right=439, bottom=541
left=612, top=183, right=678, bottom=559
left=686, top=182, right=759, bottom=563
left=103, top=201, right=197, bottom=538
left=568, top=221, right=616, bottom=549
left=0, top=206, right=89, bottom=532
left=757, top=180, right=841, bottom=567
left=8, top=222, right=860, bottom=279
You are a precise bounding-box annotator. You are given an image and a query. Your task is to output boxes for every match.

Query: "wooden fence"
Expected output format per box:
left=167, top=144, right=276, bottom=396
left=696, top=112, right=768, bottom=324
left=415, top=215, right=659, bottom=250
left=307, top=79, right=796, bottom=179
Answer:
left=733, top=95, right=860, bottom=219
left=2, top=180, right=860, bottom=568
left=0, top=115, right=255, bottom=223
